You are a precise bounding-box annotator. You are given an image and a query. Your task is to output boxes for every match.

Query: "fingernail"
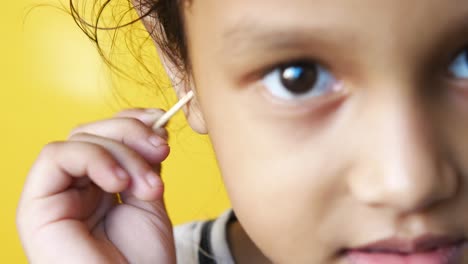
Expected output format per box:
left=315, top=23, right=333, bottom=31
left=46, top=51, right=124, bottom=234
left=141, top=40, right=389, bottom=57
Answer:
left=145, top=108, right=159, bottom=114
left=140, top=109, right=164, bottom=124
left=146, top=171, right=160, bottom=188
left=114, top=167, right=129, bottom=181
left=148, top=135, right=166, bottom=148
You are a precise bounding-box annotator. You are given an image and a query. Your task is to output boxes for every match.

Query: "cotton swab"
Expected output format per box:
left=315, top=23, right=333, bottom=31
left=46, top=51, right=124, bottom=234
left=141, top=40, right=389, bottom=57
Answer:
left=153, top=90, right=195, bottom=129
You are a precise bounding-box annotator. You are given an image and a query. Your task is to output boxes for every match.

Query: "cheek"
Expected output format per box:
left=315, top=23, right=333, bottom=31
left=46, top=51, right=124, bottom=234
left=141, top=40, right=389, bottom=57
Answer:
left=439, top=105, right=468, bottom=181
left=197, top=81, right=356, bottom=261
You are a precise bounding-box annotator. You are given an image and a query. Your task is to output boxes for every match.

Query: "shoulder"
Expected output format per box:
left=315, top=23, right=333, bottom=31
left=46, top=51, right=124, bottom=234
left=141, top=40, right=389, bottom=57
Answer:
left=173, top=209, right=237, bottom=264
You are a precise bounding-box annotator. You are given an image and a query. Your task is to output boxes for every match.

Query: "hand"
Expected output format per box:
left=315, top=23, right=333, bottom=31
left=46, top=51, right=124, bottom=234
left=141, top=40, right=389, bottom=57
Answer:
left=16, top=109, right=176, bottom=264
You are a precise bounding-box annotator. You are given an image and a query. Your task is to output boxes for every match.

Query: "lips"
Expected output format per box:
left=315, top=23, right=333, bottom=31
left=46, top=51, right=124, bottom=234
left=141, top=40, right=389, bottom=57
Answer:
left=345, top=235, right=467, bottom=264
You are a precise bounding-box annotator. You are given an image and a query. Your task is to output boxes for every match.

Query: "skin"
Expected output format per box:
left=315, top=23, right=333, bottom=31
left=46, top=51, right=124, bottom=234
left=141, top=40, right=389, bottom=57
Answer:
left=17, top=110, right=177, bottom=263
left=16, top=0, right=468, bottom=263
left=178, top=0, right=468, bottom=263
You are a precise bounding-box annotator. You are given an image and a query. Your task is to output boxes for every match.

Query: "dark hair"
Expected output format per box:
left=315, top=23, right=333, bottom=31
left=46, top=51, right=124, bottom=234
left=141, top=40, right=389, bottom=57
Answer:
left=68, top=0, right=189, bottom=101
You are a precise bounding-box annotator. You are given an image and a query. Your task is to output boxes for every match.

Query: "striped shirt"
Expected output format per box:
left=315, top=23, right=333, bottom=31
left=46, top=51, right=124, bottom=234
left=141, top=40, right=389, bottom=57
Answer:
left=174, top=209, right=237, bottom=264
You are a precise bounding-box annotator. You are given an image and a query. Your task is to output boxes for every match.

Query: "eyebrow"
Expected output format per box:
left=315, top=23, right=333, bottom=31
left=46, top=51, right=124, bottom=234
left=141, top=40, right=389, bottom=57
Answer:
left=220, top=10, right=468, bottom=57
left=220, top=19, right=358, bottom=57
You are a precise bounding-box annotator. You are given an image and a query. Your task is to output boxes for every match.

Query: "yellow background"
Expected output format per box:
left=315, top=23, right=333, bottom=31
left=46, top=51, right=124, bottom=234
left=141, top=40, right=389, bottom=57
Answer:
left=1, top=0, right=230, bottom=262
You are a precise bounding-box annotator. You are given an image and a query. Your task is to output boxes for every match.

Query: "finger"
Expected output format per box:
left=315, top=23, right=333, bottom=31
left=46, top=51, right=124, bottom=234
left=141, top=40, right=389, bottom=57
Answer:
left=118, top=187, right=170, bottom=223
left=110, top=109, right=172, bottom=216
left=114, top=108, right=169, bottom=140
left=68, top=133, right=164, bottom=201
left=23, top=182, right=111, bottom=231
left=22, top=141, right=131, bottom=201
left=69, top=117, right=170, bottom=165
left=85, top=190, right=118, bottom=230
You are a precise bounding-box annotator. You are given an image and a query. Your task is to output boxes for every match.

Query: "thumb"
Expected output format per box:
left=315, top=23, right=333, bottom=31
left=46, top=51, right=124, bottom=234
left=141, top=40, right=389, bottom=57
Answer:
left=119, top=162, right=171, bottom=229
left=108, top=182, right=176, bottom=264
left=119, top=169, right=170, bottom=221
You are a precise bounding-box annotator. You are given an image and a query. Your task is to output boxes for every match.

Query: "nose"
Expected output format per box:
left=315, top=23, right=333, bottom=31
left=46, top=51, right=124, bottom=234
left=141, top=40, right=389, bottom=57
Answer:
left=348, top=90, right=458, bottom=213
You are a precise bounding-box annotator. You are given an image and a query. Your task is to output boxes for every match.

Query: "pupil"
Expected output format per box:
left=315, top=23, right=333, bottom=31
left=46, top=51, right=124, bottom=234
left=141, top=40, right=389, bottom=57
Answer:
left=280, top=65, right=318, bottom=94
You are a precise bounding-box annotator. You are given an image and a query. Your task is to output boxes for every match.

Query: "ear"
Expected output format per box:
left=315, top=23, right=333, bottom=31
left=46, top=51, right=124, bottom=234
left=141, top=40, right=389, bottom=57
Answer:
left=131, top=0, right=208, bottom=134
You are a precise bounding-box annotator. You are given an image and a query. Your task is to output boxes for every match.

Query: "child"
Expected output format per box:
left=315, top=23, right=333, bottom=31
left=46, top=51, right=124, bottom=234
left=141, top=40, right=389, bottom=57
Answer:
left=16, top=0, right=468, bottom=263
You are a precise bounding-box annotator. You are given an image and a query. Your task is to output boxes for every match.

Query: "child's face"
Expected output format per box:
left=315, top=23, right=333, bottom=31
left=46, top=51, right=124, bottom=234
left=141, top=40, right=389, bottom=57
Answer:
left=183, top=1, right=468, bottom=262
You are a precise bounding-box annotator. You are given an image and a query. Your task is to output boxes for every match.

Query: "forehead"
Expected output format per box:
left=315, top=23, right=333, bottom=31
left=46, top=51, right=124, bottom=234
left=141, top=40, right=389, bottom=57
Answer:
left=188, top=0, right=467, bottom=21
left=185, top=0, right=468, bottom=42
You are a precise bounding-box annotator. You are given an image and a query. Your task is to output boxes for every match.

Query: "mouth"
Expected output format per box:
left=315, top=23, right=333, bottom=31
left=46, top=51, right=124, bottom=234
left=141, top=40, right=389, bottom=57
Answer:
left=343, top=235, right=467, bottom=264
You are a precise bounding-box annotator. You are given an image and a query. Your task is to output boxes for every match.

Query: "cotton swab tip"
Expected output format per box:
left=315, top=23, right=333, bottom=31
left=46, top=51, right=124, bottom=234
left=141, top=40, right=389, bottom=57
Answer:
left=153, top=90, right=194, bottom=129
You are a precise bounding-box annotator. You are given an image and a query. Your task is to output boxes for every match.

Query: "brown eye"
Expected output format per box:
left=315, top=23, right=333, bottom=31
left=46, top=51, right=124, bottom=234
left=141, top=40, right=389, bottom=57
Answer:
left=262, top=62, right=337, bottom=100
left=280, top=64, right=318, bottom=94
